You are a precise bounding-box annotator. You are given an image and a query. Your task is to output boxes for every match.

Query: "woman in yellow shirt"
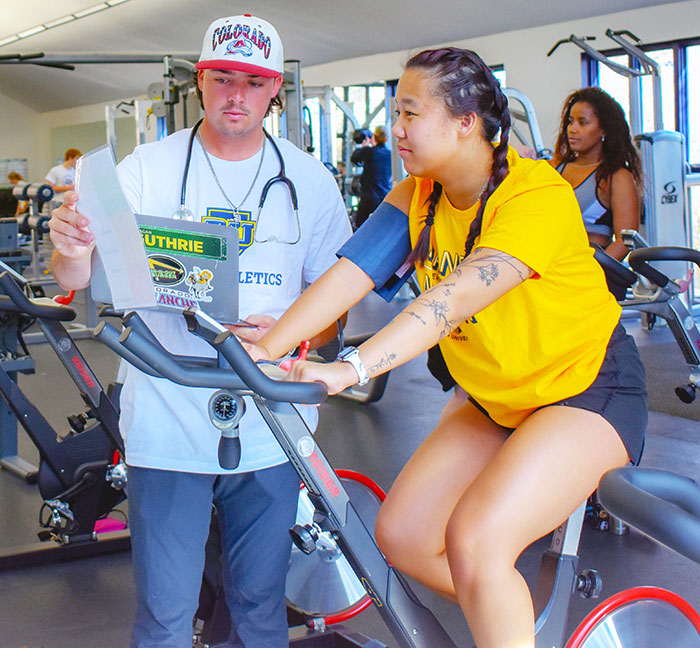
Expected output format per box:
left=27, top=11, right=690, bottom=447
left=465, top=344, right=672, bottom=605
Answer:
left=245, top=47, right=647, bottom=648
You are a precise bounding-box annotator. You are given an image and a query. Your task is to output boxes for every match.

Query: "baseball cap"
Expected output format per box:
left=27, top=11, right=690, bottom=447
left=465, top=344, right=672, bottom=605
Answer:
left=195, top=14, right=284, bottom=78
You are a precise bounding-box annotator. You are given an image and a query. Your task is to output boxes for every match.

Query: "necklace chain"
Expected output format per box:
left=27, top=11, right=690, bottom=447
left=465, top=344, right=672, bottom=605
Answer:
left=196, top=131, right=266, bottom=223
left=571, top=158, right=601, bottom=168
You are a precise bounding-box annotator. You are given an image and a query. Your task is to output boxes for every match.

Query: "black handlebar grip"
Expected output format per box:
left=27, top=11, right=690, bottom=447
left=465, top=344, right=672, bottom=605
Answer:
left=218, top=432, right=242, bottom=470
left=599, top=467, right=700, bottom=565
left=628, top=246, right=700, bottom=289
left=214, top=331, right=328, bottom=404
left=0, top=272, right=76, bottom=322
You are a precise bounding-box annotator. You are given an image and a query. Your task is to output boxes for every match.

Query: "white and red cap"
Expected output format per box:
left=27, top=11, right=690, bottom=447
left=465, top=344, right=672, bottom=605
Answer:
left=195, top=14, right=283, bottom=78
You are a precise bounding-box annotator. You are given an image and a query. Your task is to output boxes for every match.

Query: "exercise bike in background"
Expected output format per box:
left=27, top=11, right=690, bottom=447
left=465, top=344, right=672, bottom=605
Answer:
left=0, top=266, right=128, bottom=567
left=593, top=232, right=700, bottom=405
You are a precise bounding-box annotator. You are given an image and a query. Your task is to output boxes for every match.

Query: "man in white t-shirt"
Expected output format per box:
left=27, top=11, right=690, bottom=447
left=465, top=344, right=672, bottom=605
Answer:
left=48, top=14, right=351, bottom=648
left=45, top=147, right=81, bottom=208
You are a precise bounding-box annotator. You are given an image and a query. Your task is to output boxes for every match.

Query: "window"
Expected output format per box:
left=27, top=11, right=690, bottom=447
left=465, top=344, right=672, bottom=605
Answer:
left=585, top=36, right=700, bottom=170
left=585, top=37, right=700, bottom=290
left=687, top=45, right=700, bottom=168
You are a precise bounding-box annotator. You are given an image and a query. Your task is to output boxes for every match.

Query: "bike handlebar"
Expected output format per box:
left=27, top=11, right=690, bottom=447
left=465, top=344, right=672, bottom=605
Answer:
left=0, top=272, right=76, bottom=322
left=628, top=246, right=700, bottom=289
left=599, top=467, right=700, bottom=565
left=95, top=311, right=328, bottom=405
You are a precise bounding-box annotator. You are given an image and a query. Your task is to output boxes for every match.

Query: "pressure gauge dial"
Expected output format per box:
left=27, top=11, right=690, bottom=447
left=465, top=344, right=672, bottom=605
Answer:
left=208, top=390, right=245, bottom=431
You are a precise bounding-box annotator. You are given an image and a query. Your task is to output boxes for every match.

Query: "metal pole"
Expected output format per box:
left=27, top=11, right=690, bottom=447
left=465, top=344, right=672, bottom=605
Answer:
left=163, top=55, right=176, bottom=136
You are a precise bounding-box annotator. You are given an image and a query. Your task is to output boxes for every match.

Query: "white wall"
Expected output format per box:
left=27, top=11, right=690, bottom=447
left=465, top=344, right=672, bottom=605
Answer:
left=0, top=93, right=44, bottom=181
left=302, top=0, right=700, bottom=146
left=1, top=0, right=698, bottom=178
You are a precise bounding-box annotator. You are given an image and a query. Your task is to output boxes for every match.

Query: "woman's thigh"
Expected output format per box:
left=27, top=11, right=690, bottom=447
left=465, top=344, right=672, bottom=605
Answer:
left=446, top=405, right=630, bottom=564
left=377, top=398, right=509, bottom=555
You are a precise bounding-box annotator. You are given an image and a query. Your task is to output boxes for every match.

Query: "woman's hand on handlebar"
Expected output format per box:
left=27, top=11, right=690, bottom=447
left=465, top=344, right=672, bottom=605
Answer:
left=48, top=191, right=95, bottom=259
left=286, top=359, right=357, bottom=395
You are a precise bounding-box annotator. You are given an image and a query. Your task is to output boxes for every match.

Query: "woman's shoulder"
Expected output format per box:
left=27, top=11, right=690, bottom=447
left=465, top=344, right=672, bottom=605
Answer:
left=502, top=148, right=572, bottom=196
left=386, top=176, right=418, bottom=212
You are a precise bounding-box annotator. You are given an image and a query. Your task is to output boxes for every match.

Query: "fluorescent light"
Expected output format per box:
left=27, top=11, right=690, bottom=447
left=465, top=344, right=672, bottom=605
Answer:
left=44, top=16, right=76, bottom=29
left=18, top=25, right=47, bottom=39
left=73, top=3, right=109, bottom=18
left=0, top=0, right=130, bottom=49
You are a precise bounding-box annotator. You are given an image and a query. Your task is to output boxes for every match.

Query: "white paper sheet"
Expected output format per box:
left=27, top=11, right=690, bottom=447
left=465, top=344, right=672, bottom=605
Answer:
left=75, top=145, right=156, bottom=310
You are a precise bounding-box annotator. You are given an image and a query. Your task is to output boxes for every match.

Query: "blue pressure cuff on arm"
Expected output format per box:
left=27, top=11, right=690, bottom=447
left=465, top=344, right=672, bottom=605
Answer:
left=337, top=201, right=413, bottom=302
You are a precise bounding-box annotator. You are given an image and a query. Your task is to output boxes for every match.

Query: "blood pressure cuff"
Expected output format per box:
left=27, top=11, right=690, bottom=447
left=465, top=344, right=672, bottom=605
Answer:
left=337, top=202, right=413, bottom=302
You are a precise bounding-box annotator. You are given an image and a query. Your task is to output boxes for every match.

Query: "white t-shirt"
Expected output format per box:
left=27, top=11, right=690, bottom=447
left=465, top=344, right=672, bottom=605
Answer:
left=46, top=163, right=75, bottom=204
left=115, top=128, right=351, bottom=473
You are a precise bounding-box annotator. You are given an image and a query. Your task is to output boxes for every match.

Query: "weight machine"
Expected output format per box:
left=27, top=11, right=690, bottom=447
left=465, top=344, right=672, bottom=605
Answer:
left=548, top=29, right=691, bottom=284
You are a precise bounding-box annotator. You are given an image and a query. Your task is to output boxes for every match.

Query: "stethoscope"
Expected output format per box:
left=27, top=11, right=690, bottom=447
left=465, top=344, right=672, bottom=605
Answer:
left=174, top=117, right=301, bottom=245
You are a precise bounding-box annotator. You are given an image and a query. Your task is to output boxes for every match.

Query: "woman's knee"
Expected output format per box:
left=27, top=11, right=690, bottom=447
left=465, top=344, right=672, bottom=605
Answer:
left=444, top=508, right=511, bottom=584
left=374, top=500, right=426, bottom=567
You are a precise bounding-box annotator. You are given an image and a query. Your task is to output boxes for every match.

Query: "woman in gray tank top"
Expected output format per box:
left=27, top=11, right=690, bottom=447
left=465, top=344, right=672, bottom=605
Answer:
left=552, top=87, right=642, bottom=261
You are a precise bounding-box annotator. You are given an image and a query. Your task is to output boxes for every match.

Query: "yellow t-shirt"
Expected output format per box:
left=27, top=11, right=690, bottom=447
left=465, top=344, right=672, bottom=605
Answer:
left=410, top=147, right=621, bottom=428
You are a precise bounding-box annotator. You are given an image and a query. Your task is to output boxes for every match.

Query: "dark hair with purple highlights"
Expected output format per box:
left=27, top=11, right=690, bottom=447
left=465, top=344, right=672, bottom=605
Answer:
left=404, top=47, right=511, bottom=265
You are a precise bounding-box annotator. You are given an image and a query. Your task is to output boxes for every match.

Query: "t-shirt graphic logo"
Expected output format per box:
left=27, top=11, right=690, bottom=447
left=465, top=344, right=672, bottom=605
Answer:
left=203, top=208, right=255, bottom=255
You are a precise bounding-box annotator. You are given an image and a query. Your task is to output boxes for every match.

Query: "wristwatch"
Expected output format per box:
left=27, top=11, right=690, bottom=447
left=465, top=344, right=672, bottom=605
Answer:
left=336, top=346, right=369, bottom=386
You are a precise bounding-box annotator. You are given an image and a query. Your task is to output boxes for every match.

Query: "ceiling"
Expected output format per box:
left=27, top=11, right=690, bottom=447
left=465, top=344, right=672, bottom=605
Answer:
left=0, top=0, right=688, bottom=113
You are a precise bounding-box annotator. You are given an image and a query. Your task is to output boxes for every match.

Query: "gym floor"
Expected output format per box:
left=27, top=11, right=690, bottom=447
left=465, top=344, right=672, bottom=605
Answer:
left=1, top=290, right=700, bottom=648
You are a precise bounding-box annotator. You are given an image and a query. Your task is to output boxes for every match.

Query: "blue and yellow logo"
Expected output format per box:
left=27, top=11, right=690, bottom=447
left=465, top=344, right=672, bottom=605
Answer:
left=203, top=208, right=255, bottom=255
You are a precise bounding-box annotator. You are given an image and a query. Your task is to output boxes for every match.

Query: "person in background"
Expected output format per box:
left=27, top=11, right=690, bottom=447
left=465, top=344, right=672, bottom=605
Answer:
left=552, top=87, right=642, bottom=262
left=48, top=13, right=350, bottom=648
left=351, top=124, right=393, bottom=228
left=7, top=172, right=27, bottom=218
left=45, top=148, right=82, bottom=210
left=245, top=46, right=647, bottom=648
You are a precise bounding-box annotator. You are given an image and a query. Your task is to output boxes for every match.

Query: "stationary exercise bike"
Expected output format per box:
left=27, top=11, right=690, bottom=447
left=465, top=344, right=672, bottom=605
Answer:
left=566, top=465, right=700, bottom=647
left=95, top=308, right=618, bottom=648
left=0, top=267, right=128, bottom=566
left=593, top=231, right=700, bottom=404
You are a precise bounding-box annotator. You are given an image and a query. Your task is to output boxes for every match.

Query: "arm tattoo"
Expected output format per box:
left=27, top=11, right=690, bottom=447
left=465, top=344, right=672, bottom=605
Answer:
left=413, top=296, right=460, bottom=338
left=369, top=352, right=396, bottom=374
left=402, top=310, right=427, bottom=326
left=461, top=251, right=527, bottom=285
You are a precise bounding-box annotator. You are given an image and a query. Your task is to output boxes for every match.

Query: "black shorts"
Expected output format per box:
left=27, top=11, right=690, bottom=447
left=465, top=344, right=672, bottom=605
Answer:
left=470, top=323, right=648, bottom=464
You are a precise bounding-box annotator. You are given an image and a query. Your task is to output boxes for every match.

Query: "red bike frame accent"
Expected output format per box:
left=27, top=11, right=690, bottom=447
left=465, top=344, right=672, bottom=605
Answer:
left=299, top=468, right=387, bottom=625
left=566, top=586, right=700, bottom=647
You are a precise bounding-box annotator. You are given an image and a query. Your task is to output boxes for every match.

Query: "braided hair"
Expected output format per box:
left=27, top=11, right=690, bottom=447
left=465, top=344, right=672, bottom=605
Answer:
left=405, top=47, right=512, bottom=265
left=554, top=87, right=642, bottom=190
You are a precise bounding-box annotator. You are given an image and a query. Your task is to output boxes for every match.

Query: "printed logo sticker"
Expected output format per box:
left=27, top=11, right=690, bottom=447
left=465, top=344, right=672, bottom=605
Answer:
left=153, top=287, right=199, bottom=310
left=186, top=266, right=214, bottom=303
left=148, top=255, right=186, bottom=286
left=140, top=226, right=227, bottom=261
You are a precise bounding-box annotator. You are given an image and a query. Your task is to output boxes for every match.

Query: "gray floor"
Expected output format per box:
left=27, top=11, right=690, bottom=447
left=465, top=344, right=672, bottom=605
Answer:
left=1, top=292, right=700, bottom=648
